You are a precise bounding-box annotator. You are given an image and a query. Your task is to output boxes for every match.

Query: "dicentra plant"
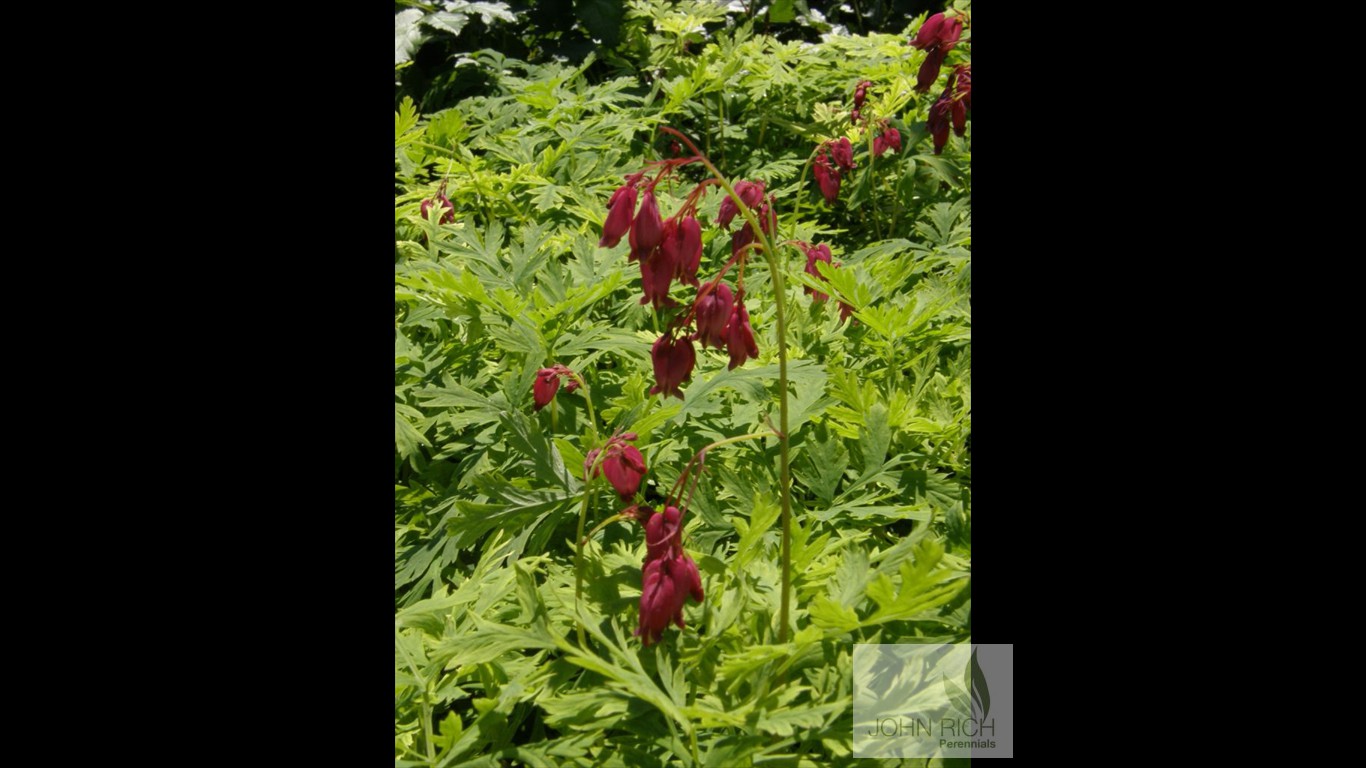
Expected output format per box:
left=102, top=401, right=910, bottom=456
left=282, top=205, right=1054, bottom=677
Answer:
left=395, top=5, right=971, bottom=765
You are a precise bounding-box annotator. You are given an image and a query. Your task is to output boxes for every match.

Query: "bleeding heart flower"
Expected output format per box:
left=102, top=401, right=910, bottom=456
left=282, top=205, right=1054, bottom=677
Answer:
left=674, top=215, right=703, bottom=286
left=531, top=364, right=577, bottom=411
left=693, top=279, right=735, bottom=350
left=630, top=190, right=665, bottom=254
left=830, top=137, right=855, bottom=172
left=639, top=247, right=678, bottom=308
left=723, top=296, right=759, bottom=370
left=636, top=505, right=704, bottom=645
left=420, top=193, right=455, bottom=224
left=731, top=223, right=756, bottom=259
left=586, top=432, right=648, bottom=498
left=648, top=334, right=696, bottom=400
left=803, top=243, right=833, bottom=302
left=532, top=368, right=560, bottom=411
left=813, top=155, right=840, bottom=204
left=911, top=12, right=964, bottom=93
left=599, top=185, right=637, bottom=248
left=873, top=125, right=902, bottom=158
left=927, top=72, right=965, bottom=155
left=717, top=180, right=766, bottom=229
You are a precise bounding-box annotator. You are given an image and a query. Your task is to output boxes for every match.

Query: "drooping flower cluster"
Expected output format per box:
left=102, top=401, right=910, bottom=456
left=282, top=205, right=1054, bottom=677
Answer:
left=694, top=283, right=758, bottom=370
left=599, top=153, right=770, bottom=400
left=927, top=64, right=972, bottom=155
left=585, top=432, right=647, bottom=499
left=910, top=11, right=965, bottom=93
left=532, top=364, right=580, bottom=411
left=851, top=79, right=873, bottom=124
left=813, top=138, right=856, bottom=205
left=636, top=505, right=704, bottom=646
left=717, top=179, right=775, bottom=260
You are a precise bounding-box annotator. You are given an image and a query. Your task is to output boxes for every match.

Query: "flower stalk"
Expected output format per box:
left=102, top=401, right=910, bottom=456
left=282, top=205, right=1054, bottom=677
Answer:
left=659, top=126, right=795, bottom=643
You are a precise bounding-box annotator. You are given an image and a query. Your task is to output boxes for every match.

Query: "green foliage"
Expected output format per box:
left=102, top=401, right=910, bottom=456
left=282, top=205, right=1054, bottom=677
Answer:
left=397, top=4, right=970, bottom=765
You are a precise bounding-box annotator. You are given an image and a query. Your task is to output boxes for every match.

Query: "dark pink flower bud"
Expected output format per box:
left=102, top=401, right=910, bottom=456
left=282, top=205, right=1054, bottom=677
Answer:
left=928, top=83, right=954, bottom=155
left=693, top=280, right=734, bottom=349
left=804, top=243, right=833, bottom=302
left=955, top=64, right=972, bottom=111
left=674, top=216, right=703, bottom=286
left=636, top=505, right=703, bottom=645
left=830, top=137, right=855, bottom=172
left=604, top=445, right=646, bottom=498
left=730, top=224, right=755, bottom=259
left=850, top=108, right=861, bottom=124
left=717, top=180, right=765, bottom=229
left=587, top=432, right=648, bottom=498
left=637, top=558, right=678, bottom=645
left=941, top=17, right=964, bottom=49
left=737, top=180, right=765, bottom=210
left=723, top=298, right=759, bottom=370
left=912, top=13, right=963, bottom=92
left=917, top=48, right=947, bottom=93
left=854, top=80, right=872, bottom=110
left=639, top=246, right=677, bottom=308
left=873, top=126, right=902, bottom=158
left=649, top=334, right=696, bottom=400
left=420, top=193, right=455, bottom=224
left=675, top=552, right=704, bottom=604
left=911, top=12, right=947, bottom=50
left=658, top=216, right=682, bottom=269
left=532, top=368, right=560, bottom=411
left=599, top=185, right=637, bottom=248
left=757, top=200, right=775, bottom=236
left=644, top=505, right=683, bottom=562
left=630, top=190, right=665, bottom=252
left=952, top=100, right=967, bottom=138
left=813, top=156, right=840, bottom=205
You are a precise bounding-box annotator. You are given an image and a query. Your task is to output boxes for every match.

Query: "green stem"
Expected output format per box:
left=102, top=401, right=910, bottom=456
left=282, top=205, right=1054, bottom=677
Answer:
left=668, top=431, right=776, bottom=505
left=565, top=371, right=599, bottom=441
left=657, top=127, right=794, bottom=644
left=575, top=447, right=610, bottom=648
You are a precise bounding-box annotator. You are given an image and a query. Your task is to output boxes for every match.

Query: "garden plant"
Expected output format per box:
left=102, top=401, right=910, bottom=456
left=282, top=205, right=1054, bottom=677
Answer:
left=396, top=2, right=972, bottom=765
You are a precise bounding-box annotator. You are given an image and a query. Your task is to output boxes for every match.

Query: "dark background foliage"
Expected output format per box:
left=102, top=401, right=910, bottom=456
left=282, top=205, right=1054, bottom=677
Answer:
left=397, top=0, right=949, bottom=111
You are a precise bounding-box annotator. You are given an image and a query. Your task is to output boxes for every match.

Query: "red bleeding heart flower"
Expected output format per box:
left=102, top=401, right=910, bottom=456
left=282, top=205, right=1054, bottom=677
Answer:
left=636, top=505, right=704, bottom=645
left=586, top=432, right=647, bottom=498
left=639, top=246, right=678, bottom=309
left=630, top=190, right=665, bottom=261
left=731, top=223, right=756, bottom=259
left=649, top=333, right=696, bottom=400
left=693, top=279, right=734, bottom=350
left=830, top=137, right=855, bottom=172
left=911, top=12, right=964, bottom=93
left=420, top=193, right=455, bottom=224
left=532, top=368, right=560, bottom=411
left=665, top=215, right=703, bottom=287
left=803, top=243, right=834, bottom=302
left=813, top=154, right=840, bottom=204
left=532, top=364, right=578, bottom=411
left=954, top=64, right=971, bottom=112
left=927, top=68, right=969, bottom=155
left=873, top=124, right=902, bottom=158
left=599, top=185, right=638, bottom=248
left=717, top=181, right=765, bottom=229
left=723, top=295, right=759, bottom=370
